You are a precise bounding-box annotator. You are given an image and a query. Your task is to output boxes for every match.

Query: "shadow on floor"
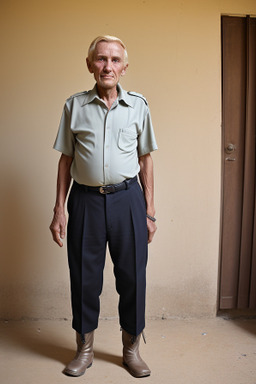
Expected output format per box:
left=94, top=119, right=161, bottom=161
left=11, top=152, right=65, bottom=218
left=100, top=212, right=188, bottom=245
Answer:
left=229, top=319, right=256, bottom=337
left=218, top=310, right=256, bottom=337
left=0, top=321, right=122, bottom=367
left=94, top=350, right=122, bottom=366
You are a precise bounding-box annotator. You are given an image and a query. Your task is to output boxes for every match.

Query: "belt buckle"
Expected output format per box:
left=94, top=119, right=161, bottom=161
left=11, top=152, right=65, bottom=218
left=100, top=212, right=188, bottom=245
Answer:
left=99, top=186, right=110, bottom=194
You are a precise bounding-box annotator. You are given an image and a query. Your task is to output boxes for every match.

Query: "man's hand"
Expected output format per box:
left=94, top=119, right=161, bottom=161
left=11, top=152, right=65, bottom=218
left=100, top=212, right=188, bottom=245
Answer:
left=147, top=217, right=157, bottom=244
left=49, top=208, right=66, bottom=247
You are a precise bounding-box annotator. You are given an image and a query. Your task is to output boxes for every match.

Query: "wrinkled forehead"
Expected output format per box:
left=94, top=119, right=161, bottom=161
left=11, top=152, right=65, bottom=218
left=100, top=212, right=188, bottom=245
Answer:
left=94, top=41, right=126, bottom=58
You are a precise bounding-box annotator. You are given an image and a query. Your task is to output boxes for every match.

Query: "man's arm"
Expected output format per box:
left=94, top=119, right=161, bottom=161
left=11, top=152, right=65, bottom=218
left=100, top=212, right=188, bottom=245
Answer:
left=49, top=153, right=73, bottom=247
left=139, top=153, right=157, bottom=243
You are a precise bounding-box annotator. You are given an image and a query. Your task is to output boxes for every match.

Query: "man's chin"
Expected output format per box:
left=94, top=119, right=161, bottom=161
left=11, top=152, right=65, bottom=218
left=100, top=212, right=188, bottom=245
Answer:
left=99, top=81, right=118, bottom=90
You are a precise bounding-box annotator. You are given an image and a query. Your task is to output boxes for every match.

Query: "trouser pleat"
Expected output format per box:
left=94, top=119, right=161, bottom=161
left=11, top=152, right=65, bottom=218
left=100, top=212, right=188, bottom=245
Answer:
left=67, top=183, right=107, bottom=334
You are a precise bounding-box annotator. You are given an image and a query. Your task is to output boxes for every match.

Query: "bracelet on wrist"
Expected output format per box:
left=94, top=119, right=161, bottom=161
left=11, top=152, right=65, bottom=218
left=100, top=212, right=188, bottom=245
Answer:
left=146, top=214, right=156, bottom=222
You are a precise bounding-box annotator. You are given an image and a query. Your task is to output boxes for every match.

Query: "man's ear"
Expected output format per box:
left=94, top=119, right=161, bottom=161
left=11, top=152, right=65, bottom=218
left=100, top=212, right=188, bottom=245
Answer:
left=86, top=58, right=93, bottom=73
left=121, top=64, right=129, bottom=76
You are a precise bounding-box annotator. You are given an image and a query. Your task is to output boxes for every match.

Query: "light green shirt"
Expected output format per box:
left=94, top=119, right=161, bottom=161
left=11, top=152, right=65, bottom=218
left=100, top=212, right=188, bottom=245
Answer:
left=54, top=84, right=158, bottom=186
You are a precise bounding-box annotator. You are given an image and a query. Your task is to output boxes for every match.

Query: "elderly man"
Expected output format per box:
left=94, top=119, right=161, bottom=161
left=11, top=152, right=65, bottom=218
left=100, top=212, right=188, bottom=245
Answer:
left=50, top=35, right=157, bottom=378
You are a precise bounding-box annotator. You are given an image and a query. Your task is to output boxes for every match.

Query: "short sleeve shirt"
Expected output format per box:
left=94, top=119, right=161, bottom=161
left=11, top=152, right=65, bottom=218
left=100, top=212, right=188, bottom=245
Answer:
left=54, top=83, right=158, bottom=186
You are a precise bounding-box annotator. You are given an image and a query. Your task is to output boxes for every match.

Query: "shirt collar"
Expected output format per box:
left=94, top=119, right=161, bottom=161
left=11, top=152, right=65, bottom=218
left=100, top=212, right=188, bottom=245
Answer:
left=81, top=83, right=134, bottom=108
left=117, top=84, right=134, bottom=108
left=81, top=84, right=99, bottom=106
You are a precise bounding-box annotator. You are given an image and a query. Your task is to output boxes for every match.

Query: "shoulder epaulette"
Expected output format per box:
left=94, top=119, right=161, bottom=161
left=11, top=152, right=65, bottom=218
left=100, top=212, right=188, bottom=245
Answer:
left=67, top=91, right=89, bottom=101
left=128, top=91, right=148, bottom=105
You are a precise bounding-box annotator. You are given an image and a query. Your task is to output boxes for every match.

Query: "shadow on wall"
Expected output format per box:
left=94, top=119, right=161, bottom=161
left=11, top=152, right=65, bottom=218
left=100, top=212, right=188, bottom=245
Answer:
left=0, top=169, right=50, bottom=319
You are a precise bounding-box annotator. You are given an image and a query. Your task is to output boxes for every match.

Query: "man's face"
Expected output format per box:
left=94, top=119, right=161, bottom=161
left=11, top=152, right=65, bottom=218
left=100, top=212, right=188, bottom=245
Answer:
left=87, top=41, right=128, bottom=91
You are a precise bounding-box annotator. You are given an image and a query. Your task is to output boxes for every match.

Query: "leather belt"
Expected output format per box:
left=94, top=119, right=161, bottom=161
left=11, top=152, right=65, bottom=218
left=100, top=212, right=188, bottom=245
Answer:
left=79, top=176, right=137, bottom=194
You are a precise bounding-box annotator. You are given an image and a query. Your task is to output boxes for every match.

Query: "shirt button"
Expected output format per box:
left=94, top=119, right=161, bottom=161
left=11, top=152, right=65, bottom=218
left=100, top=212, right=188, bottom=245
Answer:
left=105, top=164, right=109, bottom=168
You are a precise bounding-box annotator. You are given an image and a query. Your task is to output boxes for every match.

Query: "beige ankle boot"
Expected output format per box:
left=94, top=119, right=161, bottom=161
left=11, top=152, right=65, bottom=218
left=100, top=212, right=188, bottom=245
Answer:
left=122, top=329, right=151, bottom=378
left=64, top=331, right=94, bottom=377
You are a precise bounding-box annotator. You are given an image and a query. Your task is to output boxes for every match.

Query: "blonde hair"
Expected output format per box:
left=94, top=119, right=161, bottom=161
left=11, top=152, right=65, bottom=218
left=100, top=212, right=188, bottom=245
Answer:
left=87, top=35, right=128, bottom=65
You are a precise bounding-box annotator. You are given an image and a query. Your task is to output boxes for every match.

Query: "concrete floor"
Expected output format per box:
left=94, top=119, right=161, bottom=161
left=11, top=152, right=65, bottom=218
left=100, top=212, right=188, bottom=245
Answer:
left=1, top=317, right=256, bottom=384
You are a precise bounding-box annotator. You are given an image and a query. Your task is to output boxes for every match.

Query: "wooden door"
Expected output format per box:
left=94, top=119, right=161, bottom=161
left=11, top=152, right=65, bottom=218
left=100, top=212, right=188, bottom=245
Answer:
left=219, top=16, right=256, bottom=309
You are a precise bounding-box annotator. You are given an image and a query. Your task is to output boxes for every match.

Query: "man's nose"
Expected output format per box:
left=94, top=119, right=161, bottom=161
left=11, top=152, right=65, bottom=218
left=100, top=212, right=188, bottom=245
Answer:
left=104, top=59, right=112, bottom=71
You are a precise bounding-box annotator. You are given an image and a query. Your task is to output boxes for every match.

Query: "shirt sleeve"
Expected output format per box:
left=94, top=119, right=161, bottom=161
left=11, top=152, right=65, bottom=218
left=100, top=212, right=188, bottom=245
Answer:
left=137, top=107, right=158, bottom=157
left=53, top=103, right=75, bottom=157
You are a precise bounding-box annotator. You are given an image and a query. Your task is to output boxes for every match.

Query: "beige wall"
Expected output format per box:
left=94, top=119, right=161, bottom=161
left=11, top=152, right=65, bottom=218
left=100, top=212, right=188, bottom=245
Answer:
left=1, top=0, right=256, bottom=321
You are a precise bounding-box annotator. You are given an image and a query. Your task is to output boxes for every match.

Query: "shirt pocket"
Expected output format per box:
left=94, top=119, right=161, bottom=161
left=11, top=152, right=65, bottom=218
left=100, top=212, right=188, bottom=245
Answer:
left=118, top=128, right=138, bottom=152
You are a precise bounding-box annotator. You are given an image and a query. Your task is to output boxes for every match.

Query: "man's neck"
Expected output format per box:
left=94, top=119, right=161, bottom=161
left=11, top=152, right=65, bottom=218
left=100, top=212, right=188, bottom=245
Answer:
left=96, top=85, right=118, bottom=109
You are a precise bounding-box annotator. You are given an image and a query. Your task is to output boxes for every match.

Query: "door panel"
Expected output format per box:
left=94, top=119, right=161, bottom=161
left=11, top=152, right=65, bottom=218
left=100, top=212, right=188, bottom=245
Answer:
left=220, top=16, right=256, bottom=310
left=238, top=17, right=256, bottom=307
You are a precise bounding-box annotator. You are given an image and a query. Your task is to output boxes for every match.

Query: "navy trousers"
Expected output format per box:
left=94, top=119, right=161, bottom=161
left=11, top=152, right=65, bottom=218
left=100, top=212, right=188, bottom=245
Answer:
left=67, top=179, right=148, bottom=336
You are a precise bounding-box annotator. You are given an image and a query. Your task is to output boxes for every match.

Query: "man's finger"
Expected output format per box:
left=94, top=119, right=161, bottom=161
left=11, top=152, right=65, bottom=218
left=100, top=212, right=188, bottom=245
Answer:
left=147, top=220, right=157, bottom=244
left=50, top=225, right=64, bottom=247
left=60, top=227, right=66, bottom=240
left=54, top=231, right=64, bottom=247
